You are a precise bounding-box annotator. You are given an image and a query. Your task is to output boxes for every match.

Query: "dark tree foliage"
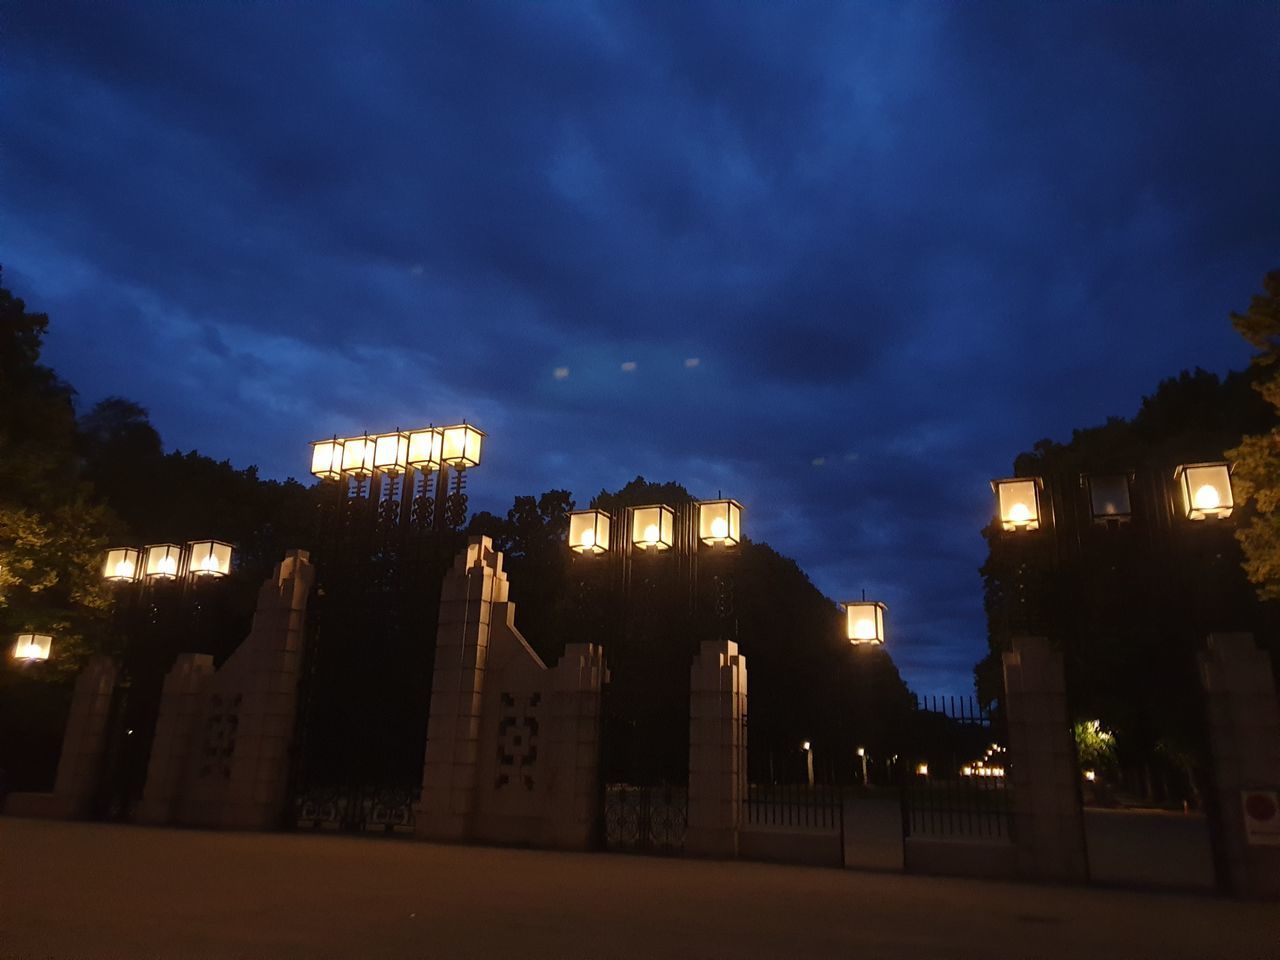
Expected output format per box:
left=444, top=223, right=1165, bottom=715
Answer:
left=977, top=367, right=1279, bottom=798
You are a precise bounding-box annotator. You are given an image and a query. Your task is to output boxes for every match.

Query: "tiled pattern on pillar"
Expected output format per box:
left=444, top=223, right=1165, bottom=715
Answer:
left=1200, top=633, right=1280, bottom=899
left=417, top=536, right=604, bottom=849
left=50, top=655, right=121, bottom=819
left=136, top=653, right=215, bottom=824
left=687, top=639, right=748, bottom=858
left=1002, top=636, right=1088, bottom=882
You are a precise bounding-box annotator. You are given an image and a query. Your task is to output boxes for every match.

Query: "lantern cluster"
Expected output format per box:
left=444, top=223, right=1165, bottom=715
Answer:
left=566, top=499, right=744, bottom=554
left=993, top=461, right=1234, bottom=529
left=102, top=541, right=234, bottom=583
left=310, top=424, right=484, bottom=481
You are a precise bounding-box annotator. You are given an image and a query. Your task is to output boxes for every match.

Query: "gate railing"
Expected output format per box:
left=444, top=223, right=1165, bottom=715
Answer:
left=604, top=784, right=687, bottom=854
left=901, top=695, right=1013, bottom=841
left=744, top=782, right=844, bottom=832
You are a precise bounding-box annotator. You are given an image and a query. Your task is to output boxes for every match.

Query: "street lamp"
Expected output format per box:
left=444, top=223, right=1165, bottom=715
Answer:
left=568, top=509, right=612, bottom=554
left=340, top=435, right=376, bottom=478
left=992, top=477, right=1043, bottom=531
left=143, top=543, right=184, bottom=581
left=697, top=499, right=742, bottom=547
left=1084, top=473, right=1133, bottom=524
left=187, top=540, right=233, bottom=578
left=406, top=427, right=443, bottom=471
left=441, top=423, right=484, bottom=469
left=310, top=438, right=345, bottom=482
left=103, top=547, right=143, bottom=583
left=844, top=600, right=887, bottom=646
left=631, top=504, right=675, bottom=551
left=12, top=633, right=52, bottom=662
left=372, top=432, right=409, bottom=476
left=1175, top=462, right=1234, bottom=520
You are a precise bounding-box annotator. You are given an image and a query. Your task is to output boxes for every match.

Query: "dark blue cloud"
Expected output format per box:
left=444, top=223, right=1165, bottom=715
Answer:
left=3, top=0, right=1278, bottom=695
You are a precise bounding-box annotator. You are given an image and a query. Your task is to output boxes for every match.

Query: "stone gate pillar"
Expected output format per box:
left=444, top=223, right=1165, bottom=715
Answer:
left=686, top=639, right=747, bottom=857
left=1199, top=632, right=1280, bottom=900
left=1002, top=635, right=1088, bottom=882
left=136, top=653, right=215, bottom=824
left=49, top=654, right=120, bottom=819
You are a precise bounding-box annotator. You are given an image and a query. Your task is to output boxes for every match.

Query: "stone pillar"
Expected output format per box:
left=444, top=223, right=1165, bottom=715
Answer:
left=1199, top=632, right=1280, bottom=900
left=686, top=639, right=747, bottom=858
left=544, top=642, right=607, bottom=849
left=136, top=653, right=215, bottom=824
left=1002, top=635, right=1087, bottom=882
left=50, top=655, right=120, bottom=819
left=416, top=537, right=508, bottom=841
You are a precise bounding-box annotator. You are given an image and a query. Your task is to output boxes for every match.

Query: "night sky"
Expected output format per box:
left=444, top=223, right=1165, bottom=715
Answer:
left=4, top=2, right=1278, bottom=694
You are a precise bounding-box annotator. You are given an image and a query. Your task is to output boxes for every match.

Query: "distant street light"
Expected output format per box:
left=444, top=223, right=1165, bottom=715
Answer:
left=104, top=541, right=235, bottom=585
left=11, top=633, right=52, bottom=662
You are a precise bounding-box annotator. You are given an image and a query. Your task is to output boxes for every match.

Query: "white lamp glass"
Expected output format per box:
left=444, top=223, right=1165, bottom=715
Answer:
left=844, top=600, right=886, bottom=645
left=568, top=510, right=612, bottom=554
left=1175, top=462, right=1234, bottom=520
left=440, top=424, right=484, bottom=469
left=103, top=547, right=142, bottom=583
left=12, top=633, right=52, bottom=662
left=992, top=477, right=1042, bottom=531
left=340, top=436, right=376, bottom=478
left=143, top=543, right=184, bottom=581
left=186, top=540, right=233, bottom=578
left=697, top=499, right=743, bottom=547
left=407, top=428, right=443, bottom=471
left=630, top=504, right=675, bottom=551
left=373, top=433, right=410, bottom=476
left=309, top=439, right=345, bottom=481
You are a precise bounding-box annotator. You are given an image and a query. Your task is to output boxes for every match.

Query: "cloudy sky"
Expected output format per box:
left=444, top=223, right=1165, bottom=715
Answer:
left=4, top=2, right=1278, bottom=693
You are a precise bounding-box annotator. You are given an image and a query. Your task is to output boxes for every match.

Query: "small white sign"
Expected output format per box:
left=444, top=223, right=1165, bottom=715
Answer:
left=1242, top=790, right=1280, bottom=846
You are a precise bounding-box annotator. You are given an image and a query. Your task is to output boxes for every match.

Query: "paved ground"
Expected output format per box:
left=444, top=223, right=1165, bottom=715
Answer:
left=2, top=818, right=1278, bottom=960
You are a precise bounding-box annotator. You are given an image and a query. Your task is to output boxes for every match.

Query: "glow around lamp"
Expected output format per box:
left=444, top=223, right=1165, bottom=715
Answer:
left=568, top=509, right=612, bottom=554
left=844, top=600, right=886, bottom=645
left=630, top=504, right=675, bottom=551
left=12, top=633, right=52, bottom=662
left=697, top=499, right=742, bottom=547
left=187, top=540, right=233, bottom=578
left=143, top=543, right=184, bottom=581
left=1175, top=462, right=1234, bottom=520
left=441, top=424, right=484, bottom=469
left=992, top=477, right=1043, bottom=531
left=103, top=546, right=143, bottom=583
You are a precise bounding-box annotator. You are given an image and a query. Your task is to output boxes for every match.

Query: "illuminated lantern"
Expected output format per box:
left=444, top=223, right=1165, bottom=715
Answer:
left=309, top=438, right=344, bottom=481
left=143, top=543, right=184, bottom=581
left=340, top=435, right=376, bottom=477
left=568, top=510, right=612, bottom=554
left=12, top=633, right=52, bottom=662
left=844, top=600, right=887, bottom=645
left=441, top=424, right=484, bottom=469
left=373, top=432, right=409, bottom=476
left=1175, top=462, right=1234, bottom=520
left=186, top=540, right=233, bottom=578
left=102, top=547, right=143, bottom=583
left=1085, top=474, right=1132, bottom=523
left=407, top=427, right=443, bottom=471
left=697, top=499, right=743, bottom=547
left=991, top=477, right=1043, bottom=531
left=630, top=504, right=675, bottom=551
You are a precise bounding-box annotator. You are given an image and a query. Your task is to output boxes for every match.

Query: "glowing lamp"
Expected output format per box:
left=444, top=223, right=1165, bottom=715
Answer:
left=1175, top=462, right=1233, bottom=520
left=802, top=740, right=811, bottom=752
left=697, top=499, right=742, bottom=547
left=309, top=438, right=344, bottom=481
left=441, top=424, right=484, bottom=469
left=340, top=435, right=376, bottom=477
left=568, top=509, right=612, bottom=554
left=12, top=633, right=52, bottom=662
left=187, top=540, right=233, bottom=578
left=143, top=543, right=184, bottom=581
left=915, top=762, right=929, bottom=777
left=407, top=428, right=443, bottom=471
left=630, top=504, right=675, bottom=551
left=992, top=477, right=1042, bottom=531
left=103, top=547, right=142, bottom=583
left=844, top=600, right=886, bottom=645
left=1085, top=474, right=1132, bottom=523
left=373, top=432, right=409, bottom=476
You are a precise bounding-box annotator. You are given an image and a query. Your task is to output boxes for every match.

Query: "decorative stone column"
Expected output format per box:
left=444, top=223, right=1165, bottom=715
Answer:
left=1002, top=635, right=1088, bottom=882
left=135, top=653, right=215, bottom=824
left=416, top=537, right=507, bottom=841
left=50, top=655, right=121, bottom=819
left=1199, top=632, right=1280, bottom=900
left=686, top=639, right=747, bottom=857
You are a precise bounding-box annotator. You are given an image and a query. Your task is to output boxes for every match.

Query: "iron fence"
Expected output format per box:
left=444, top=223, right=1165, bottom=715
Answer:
left=744, top=782, right=844, bottom=832
left=603, top=784, right=687, bottom=854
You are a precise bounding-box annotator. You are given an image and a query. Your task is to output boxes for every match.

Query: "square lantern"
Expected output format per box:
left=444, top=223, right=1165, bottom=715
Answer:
left=309, top=438, right=345, bottom=481
left=407, top=427, right=443, bottom=471
left=631, top=504, right=675, bottom=551
left=1085, top=474, right=1132, bottom=523
left=102, top=546, right=142, bottom=583
left=568, top=509, right=612, bottom=554
left=698, top=499, right=743, bottom=547
left=441, top=424, right=484, bottom=469
left=187, top=540, right=233, bottom=578
left=143, top=543, right=184, bottom=581
left=340, top=435, right=376, bottom=477
left=992, top=477, right=1043, bottom=531
left=844, top=600, right=887, bottom=645
left=1175, top=462, right=1234, bottom=520
left=12, top=633, right=52, bottom=662
left=373, top=432, right=409, bottom=476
